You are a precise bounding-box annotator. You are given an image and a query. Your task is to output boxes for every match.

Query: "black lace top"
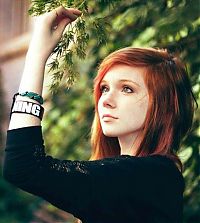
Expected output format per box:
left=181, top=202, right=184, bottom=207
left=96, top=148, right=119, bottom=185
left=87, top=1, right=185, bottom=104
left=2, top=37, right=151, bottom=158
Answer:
left=3, top=126, right=184, bottom=223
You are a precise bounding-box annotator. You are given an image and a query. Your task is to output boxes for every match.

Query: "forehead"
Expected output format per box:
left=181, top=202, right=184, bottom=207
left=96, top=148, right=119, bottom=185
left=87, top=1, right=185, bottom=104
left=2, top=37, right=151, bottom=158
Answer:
left=101, top=64, right=146, bottom=87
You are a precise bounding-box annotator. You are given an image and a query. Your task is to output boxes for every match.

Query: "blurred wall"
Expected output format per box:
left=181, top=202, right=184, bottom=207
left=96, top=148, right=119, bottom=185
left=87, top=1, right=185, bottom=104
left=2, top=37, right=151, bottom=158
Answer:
left=0, top=0, right=32, bottom=139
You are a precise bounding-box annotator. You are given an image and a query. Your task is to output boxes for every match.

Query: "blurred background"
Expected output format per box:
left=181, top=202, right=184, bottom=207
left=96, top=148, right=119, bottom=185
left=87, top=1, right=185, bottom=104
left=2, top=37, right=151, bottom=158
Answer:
left=0, top=0, right=199, bottom=222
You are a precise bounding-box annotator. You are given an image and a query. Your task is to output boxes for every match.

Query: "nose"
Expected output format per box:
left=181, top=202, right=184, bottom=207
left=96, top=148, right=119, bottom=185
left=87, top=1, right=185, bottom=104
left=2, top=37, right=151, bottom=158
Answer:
left=102, top=91, right=116, bottom=109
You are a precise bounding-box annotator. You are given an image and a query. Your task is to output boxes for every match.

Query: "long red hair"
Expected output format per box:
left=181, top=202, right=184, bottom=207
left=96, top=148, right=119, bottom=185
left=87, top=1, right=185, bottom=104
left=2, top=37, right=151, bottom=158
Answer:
left=90, top=47, right=195, bottom=172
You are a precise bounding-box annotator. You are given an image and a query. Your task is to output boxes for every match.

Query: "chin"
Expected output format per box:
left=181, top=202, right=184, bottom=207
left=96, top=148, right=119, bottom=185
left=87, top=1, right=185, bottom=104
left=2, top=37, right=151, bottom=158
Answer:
left=102, top=130, right=118, bottom=137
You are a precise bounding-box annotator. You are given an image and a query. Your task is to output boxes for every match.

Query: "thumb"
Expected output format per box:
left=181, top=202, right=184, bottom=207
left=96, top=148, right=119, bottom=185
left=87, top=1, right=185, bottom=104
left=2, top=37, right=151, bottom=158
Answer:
left=54, top=18, right=71, bottom=39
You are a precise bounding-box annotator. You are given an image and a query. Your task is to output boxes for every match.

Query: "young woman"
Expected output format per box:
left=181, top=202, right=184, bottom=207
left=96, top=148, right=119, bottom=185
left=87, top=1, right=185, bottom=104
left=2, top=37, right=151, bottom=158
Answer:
left=3, top=6, right=195, bottom=223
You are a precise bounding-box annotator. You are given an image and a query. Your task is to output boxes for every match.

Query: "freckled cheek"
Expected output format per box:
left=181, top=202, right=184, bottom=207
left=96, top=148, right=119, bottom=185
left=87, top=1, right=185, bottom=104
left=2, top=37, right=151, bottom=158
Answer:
left=138, top=97, right=149, bottom=116
left=126, top=97, right=149, bottom=119
left=97, top=99, right=103, bottom=115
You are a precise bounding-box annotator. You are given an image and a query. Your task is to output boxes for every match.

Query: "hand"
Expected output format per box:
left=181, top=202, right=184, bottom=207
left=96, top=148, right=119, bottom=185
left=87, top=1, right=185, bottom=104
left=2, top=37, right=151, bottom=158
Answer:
left=27, top=6, right=82, bottom=62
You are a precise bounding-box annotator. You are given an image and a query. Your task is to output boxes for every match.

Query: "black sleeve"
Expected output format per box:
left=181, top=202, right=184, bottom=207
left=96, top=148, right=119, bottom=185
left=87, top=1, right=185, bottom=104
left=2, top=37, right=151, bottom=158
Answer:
left=3, top=126, right=94, bottom=218
left=3, top=126, right=184, bottom=222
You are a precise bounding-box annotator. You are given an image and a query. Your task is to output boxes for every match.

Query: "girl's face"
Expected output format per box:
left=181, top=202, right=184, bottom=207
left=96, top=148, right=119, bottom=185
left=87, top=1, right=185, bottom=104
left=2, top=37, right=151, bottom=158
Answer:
left=98, top=64, right=149, bottom=138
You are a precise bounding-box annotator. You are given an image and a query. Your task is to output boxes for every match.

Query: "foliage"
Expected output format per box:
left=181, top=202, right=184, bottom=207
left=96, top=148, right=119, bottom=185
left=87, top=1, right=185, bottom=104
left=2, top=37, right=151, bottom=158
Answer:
left=0, top=0, right=199, bottom=222
left=28, top=0, right=110, bottom=92
left=43, top=1, right=200, bottom=222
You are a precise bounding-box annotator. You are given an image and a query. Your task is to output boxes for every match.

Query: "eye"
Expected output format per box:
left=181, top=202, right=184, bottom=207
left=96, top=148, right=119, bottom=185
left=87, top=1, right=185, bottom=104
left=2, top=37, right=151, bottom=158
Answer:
left=122, top=86, right=134, bottom=93
left=100, top=85, right=109, bottom=93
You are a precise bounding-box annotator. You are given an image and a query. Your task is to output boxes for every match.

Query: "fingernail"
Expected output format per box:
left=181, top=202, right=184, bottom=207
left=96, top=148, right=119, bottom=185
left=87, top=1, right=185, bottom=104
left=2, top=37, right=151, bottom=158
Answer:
left=73, top=11, right=82, bottom=16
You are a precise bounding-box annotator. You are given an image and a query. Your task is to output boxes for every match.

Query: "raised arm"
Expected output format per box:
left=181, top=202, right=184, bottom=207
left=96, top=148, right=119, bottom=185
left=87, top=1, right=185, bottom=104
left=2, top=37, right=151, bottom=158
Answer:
left=9, top=6, right=81, bottom=130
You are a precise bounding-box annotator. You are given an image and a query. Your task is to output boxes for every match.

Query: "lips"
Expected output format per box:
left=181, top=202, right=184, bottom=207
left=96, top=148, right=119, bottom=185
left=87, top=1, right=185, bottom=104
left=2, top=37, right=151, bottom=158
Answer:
left=102, top=114, right=118, bottom=119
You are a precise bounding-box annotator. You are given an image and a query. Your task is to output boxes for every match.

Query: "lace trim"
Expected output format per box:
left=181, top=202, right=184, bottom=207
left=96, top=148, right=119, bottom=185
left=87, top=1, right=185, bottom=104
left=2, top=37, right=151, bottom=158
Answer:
left=33, top=145, right=90, bottom=174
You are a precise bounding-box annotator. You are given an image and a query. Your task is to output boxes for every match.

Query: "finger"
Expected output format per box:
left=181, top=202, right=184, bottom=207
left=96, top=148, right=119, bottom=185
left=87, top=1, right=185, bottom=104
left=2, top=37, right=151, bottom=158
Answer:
left=52, top=11, right=79, bottom=32
left=46, top=6, right=81, bottom=27
left=70, top=9, right=82, bottom=16
left=54, top=18, right=70, bottom=38
left=56, top=6, right=82, bottom=21
left=55, top=6, right=82, bottom=15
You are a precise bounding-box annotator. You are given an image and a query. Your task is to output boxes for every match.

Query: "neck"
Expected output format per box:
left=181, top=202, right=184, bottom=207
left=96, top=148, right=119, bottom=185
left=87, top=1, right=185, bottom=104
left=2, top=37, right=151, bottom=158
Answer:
left=118, top=132, right=142, bottom=156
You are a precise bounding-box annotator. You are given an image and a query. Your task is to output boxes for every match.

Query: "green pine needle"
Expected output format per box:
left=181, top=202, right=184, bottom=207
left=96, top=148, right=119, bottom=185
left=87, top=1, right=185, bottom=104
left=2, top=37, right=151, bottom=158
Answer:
left=28, top=0, right=110, bottom=92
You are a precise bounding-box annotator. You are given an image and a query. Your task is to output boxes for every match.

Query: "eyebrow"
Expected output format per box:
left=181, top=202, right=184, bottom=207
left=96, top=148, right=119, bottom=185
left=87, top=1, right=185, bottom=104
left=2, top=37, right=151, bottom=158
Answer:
left=100, top=79, right=140, bottom=87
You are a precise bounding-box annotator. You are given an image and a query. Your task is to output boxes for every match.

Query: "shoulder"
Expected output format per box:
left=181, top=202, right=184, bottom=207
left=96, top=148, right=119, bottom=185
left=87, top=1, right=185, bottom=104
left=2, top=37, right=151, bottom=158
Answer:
left=90, top=154, right=181, bottom=173
left=88, top=154, right=185, bottom=191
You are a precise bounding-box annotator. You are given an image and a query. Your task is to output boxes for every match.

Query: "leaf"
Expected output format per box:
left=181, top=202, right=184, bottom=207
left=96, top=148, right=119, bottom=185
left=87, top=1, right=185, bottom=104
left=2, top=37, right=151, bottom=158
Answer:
left=178, top=146, right=193, bottom=164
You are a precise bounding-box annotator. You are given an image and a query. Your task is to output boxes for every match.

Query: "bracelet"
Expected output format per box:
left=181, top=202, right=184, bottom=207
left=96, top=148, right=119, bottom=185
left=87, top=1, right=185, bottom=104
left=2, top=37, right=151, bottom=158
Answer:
left=15, top=91, right=44, bottom=105
left=10, top=100, right=44, bottom=120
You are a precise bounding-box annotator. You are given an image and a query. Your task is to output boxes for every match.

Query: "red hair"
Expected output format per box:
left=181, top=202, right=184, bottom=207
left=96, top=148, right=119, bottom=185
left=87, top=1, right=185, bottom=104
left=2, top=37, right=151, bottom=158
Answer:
left=90, top=47, right=196, bottom=172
